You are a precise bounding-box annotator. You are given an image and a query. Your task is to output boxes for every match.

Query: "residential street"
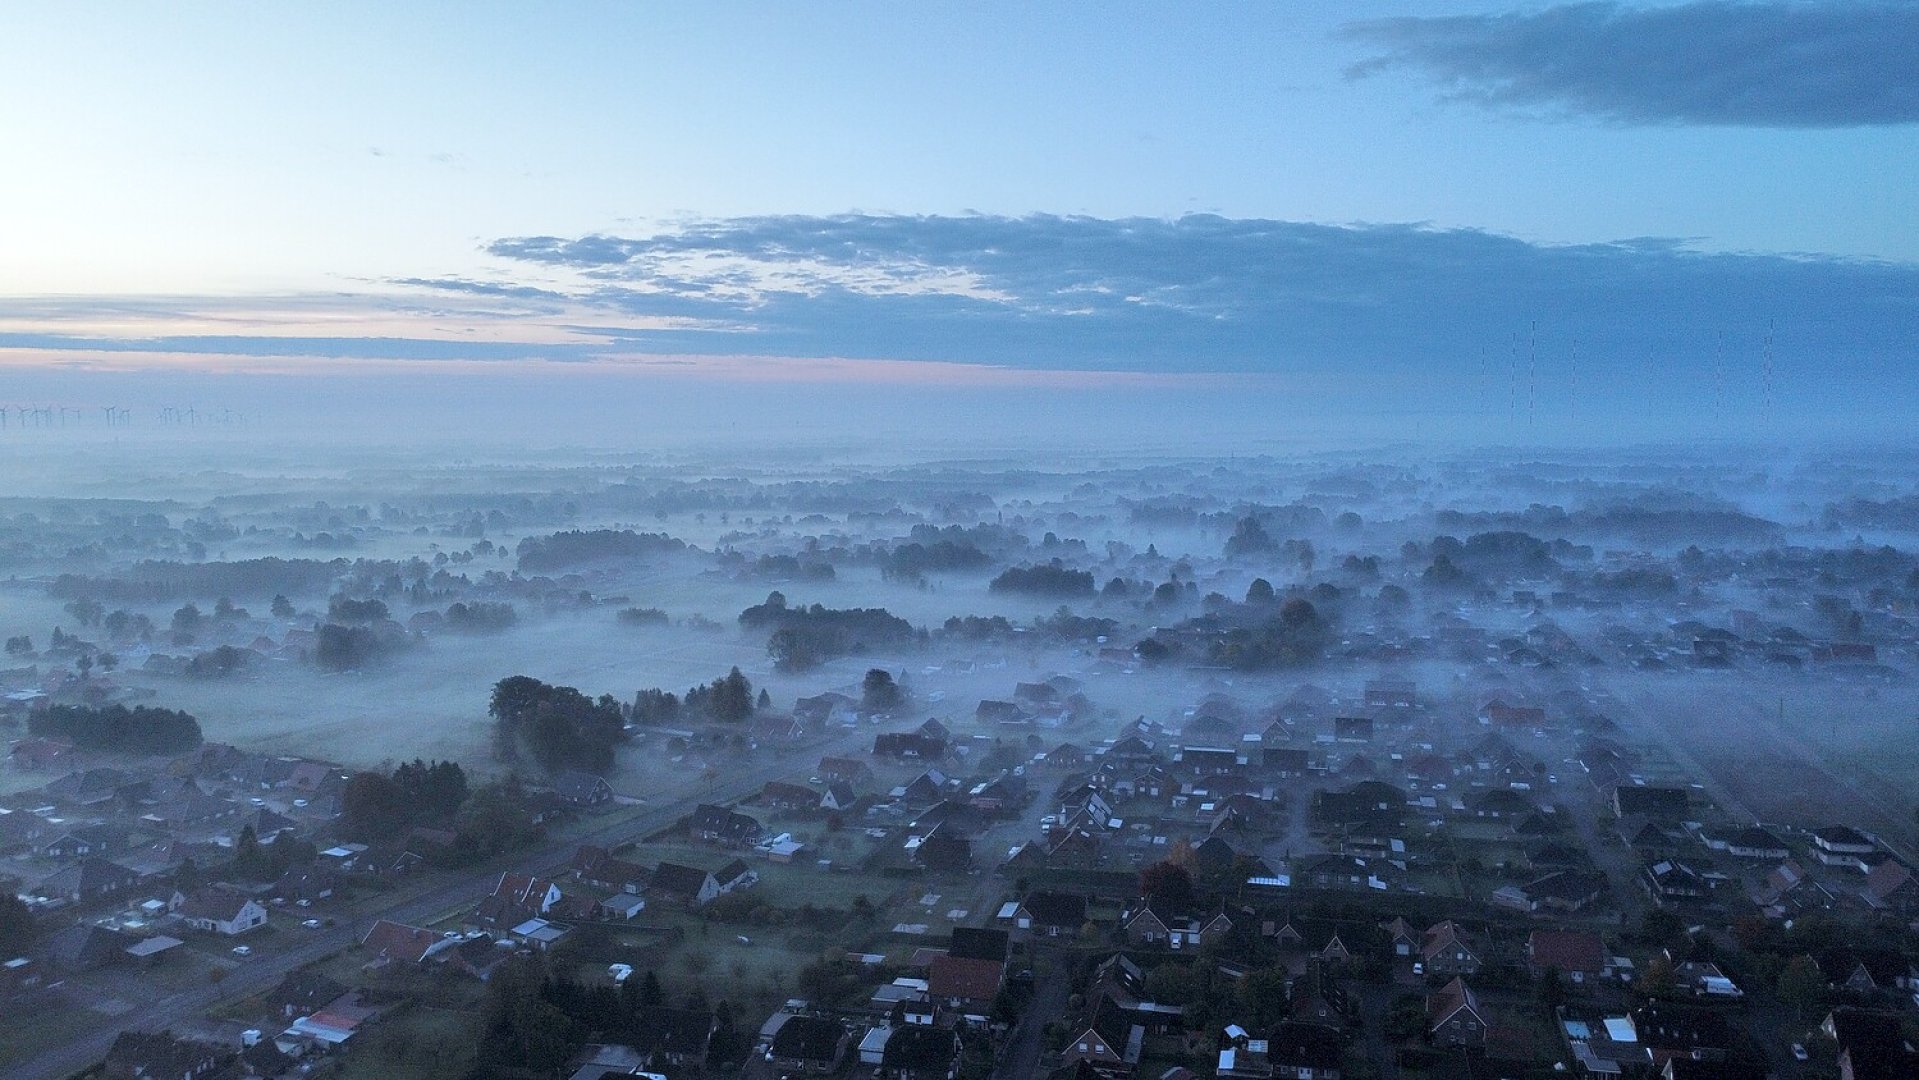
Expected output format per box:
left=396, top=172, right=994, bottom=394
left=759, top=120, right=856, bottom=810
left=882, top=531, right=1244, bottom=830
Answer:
left=9, top=729, right=869, bottom=1080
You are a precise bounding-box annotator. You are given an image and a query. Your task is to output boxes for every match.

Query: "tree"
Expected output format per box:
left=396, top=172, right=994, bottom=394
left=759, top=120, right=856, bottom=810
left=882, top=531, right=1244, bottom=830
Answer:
left=1225, top=516, right=1275, bottom=557
left=342, top=772, right=409, bottom=841
left=30, top=703, right=202, bottom=754
left=1139, top=860, right=1194, bottom=910
left=708, top=667, right=754, bottom=722
left=861, top=668, right=903, bottom=713
left=1237, top=968, right=1290, bottom=1031
left=1776, top=955, right=1826, bottom=1020
left=393, top=759, right=469, bottom=822
left=171, top=603, right=203, bottom=633
left=0, top=892, right=35, bottom=956
left=1245, top=578, right=1276, bottom=605
left=270, top=594, right=295, bottom=618
left=3, top=635, right=29, bottom=656
left=490, top=676, right=626, bottom=771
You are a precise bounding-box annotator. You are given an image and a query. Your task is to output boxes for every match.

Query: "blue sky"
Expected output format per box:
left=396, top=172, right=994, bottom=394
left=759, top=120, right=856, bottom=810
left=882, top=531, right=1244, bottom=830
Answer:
left=0, top=2, right=1914, bottom=442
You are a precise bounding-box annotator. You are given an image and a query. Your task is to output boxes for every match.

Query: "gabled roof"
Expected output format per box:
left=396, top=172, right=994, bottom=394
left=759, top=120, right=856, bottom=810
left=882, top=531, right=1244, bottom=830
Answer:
left=361, top=919, right=441, bottom=963
left=1020, top=890, right=1089, bottom=929
left=930, top=953, right=1005, bottom=1003
left=770, top=1014, right=848, bottom=1061
left=950, top=926, right=1009, bottom=962
left=175, top=884, right=258, bottom=923
left=1528, top=929, right=1606, bottom=974
left=1428, top=977, right=1482, bottom=1027
left=1266, top=1022, right=1343, bottom=1070
left=652, top=861, right=714, bottom=896
left=883, top=1024, right=959, bottom=1069
left=632, top=1006, right=714, bottom=1056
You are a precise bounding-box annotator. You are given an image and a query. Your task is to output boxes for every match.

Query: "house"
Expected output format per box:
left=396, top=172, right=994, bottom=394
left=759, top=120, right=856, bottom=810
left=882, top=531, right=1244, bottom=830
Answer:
left=1421, top=921, right=1483, bottom=976
left=1502, top=870, right=1607, bottom=914
left=103, top=1030, right=236, bottom=1080
left=444, top=934, right=514, bottom=981
left=550, top=770, right=613, bottom=807
left=1122, top=902, right=1233, bottom=950
left=1218, top=1025, right=1272, bottom=1079
left=951, top=927, right=1009, bottom=962
left=1289, top=963, right=1354, bottom=1028
left=714, top=858, right=756, bottom=893
left=570, top=845, right=648, bottom=892
left=1428, top=978, right=1487, bottom=1048
left=1813, top=947, right=1915, bottom=993
left=1060, top=997, right=1143, bottom=1077
left=1381, top=916, right=1418, bottom=958
left=760, top=780, right=820, bottom=812
left=821, top=781, right=859, bottom=812
left=914, top=822, right=972, bottom=873
left=818, top=755, right=873, bottom=785
left=1263, top=746, right=1311, bottom=776
left=40, top=923, right=137, bottom=972
left=263, top=971, right=350, bottom=1022
left=875, top=732, right=947, bottom=760
left=1713, top=826, right=1789, bottom=860
left=1266, top=1021, right=1344, bottom=1080
left=1365, top=677, right=1416, bottom=709
left=688, top=803, right=762, bottom=847
left=477, top=872, right=562, bottom=927
left=173, top=885, right=268, bottom=935
left=631, top=1006, right=715, bottom=1067
left=769, top=1014, right=852, bottom=1074
left=928, top=951, right=1005, bottom=1013
left=1484, top=701, right=1546, bottom=728
left=34, top=856, right=141, bottom=904
left=1862, top=860, right=1919, bottom=913
left=1632, top=1002, right=1732, bottom=1065
left=361, top=919, right=447, bottom=964
left=1821, top=1007, right=1918, bottom=1080
left=880, top=1024, right=960, bottom=1080
left=1334, top=716, right=1374, bottom=743
left=39, top=823, right=128, bottom=859
left=1614, top=785, right=1690, bottom=819
left=1644, top=860, right=1709, bottom=906
left=1527, top=929, right=1608, bottom=982
left=1015, top=891, right=1088, bottom=937
left=652, top=862, right=720, bottom=906
left=1811, top=825, right=1876, bottom=864
left=268, top=866, right=340, bottom=906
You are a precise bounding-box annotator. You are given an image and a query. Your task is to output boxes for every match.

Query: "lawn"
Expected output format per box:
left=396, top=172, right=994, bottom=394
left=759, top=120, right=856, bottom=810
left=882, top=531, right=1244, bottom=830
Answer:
left=337, top=1002, right=480, bottom=1080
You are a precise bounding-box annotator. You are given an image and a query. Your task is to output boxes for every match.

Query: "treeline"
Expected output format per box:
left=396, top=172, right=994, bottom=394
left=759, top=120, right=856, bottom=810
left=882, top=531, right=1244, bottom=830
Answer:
left=516, top=529, right=686, bottom=572
left=439, top=601, right=519, bottom=633
left=465, top=956, right=749, bottom=1078
left=615, top=607, right=669, bottom=627
left=988, top=561, right=1095, bottom=598
left=491, top=676, right=627, bottom=772
left=738, top=592, right=918, bottom=671
left=30, top=703, right=203, bottom=754
left=881, top=538, right=992, bottom=581
left=342, top=760, right=541, bottom=864
left=315, top=621, right=413, bottom=671
left=628, top=667, right=760, bottom=725
left=48, top=556, right=346, bottom=603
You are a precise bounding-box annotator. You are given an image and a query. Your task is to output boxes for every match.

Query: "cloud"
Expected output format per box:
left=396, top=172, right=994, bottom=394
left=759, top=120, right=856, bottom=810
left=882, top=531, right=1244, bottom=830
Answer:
left=5, top=214, right=1916, bottom=430
left=470, top=214, right=1919, bottom=383
left=1344, top=2, right=1919, bottom=127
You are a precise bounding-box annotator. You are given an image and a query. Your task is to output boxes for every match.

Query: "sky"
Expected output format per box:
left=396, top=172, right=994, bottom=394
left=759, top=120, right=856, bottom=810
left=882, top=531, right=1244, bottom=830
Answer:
left=0, top=2, right=1915, bottom=446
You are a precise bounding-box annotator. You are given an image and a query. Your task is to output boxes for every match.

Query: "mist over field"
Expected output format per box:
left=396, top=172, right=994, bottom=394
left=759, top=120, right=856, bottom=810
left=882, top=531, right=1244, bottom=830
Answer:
left=7, top=5, right=1919, bottom=1078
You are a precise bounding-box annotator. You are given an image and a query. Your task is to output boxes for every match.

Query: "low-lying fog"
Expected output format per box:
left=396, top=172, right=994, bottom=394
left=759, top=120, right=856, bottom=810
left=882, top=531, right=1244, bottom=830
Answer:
left=4, top=431, right=1918, bottom=851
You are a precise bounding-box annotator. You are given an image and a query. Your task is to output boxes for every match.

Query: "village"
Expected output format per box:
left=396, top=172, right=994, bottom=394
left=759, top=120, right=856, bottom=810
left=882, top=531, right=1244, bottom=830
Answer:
left=6, top=622, right=1918, bottom=1080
